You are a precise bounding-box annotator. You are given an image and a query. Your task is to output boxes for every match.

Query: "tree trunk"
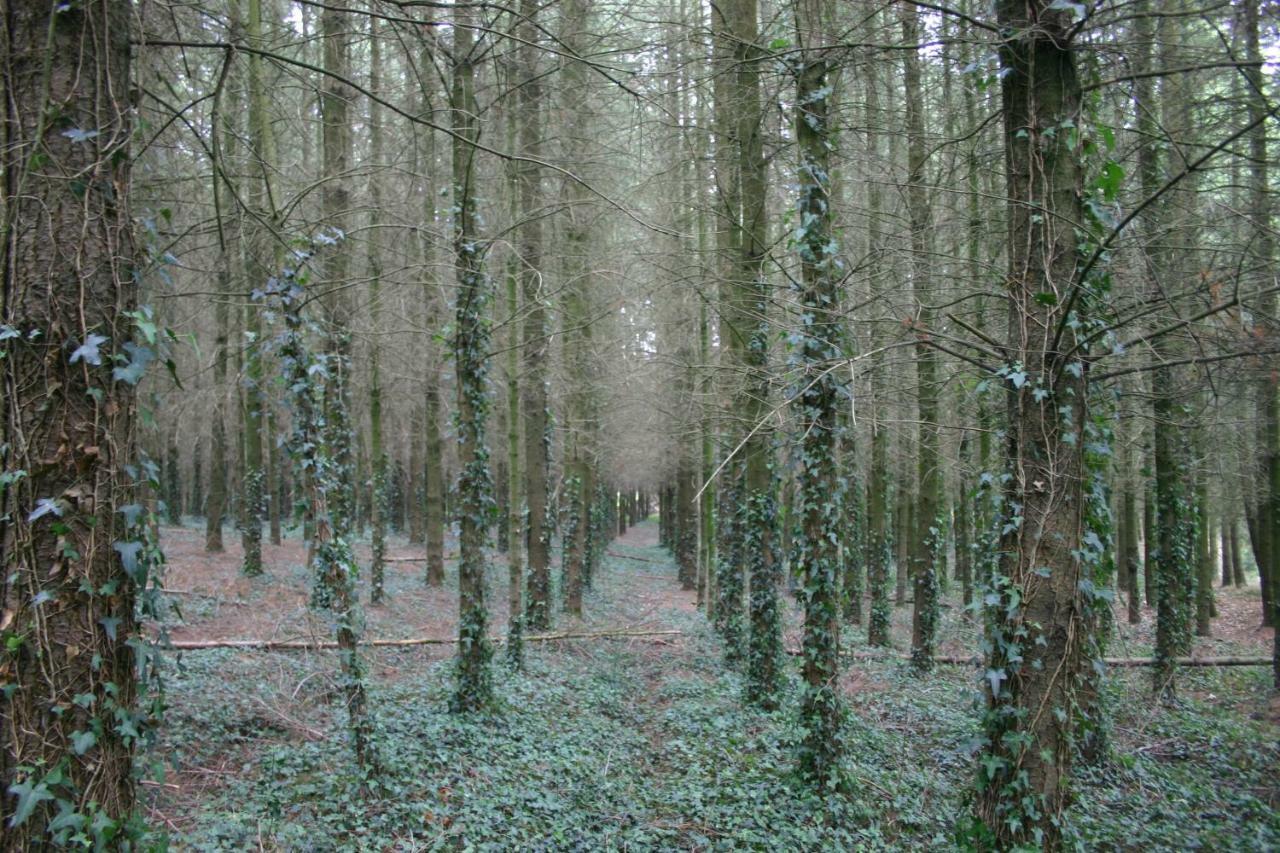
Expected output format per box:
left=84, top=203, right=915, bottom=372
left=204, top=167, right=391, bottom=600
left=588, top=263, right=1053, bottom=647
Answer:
left=240, top=0, right=276, bottom=579
left=366, top=16, right=388, bottom=605
left=450, top=15, right=495, bottom=711
left=1, top=3, right=144, bottom=839
left=518, top=0, right=552, bottom=632
left=792, top=0, right=843, bottom=783
left=425, top=381, right=446, bottom=586
left=974, top=4, right=1091, bottom=846
left=901, top=2, right=939, bottom=674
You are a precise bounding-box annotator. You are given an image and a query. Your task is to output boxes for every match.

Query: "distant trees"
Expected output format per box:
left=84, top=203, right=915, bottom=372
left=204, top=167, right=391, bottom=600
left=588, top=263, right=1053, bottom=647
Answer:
left=117, top=0, right=1279, bottom=835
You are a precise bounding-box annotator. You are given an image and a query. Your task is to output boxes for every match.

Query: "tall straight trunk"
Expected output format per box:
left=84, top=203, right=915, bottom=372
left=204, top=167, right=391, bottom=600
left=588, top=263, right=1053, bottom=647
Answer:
left=450, top=16, right=495, bottom=710
left=710, top=0, right=745, bottom=661
left=865, top=13, right=891, bottom=647
left=367, top=16, right=388, bottom=605
left=191, top=437, right=204, bottom=517
left=1195, top=468, right=1213, bottom=635
left=241, top=0, right=276, bottom=579
left=1142, top=3, right=1196, bottom=691
left=1, top=3, right=143, bottom=838
left=1243, top=0, right=1279, bottom=682
left=317, top=0, right=356, bottom=601
left=676, top=442, right=698, bottom=590
left=955, top=434, right=973, bottom=608
left=700, top=302, right=716, bottom=613
left=505, top=215, right=524, bottom=655
left=559, top=0, right=596, bottom=619
left=518, top=0, right=552, bottom=631
left=895, top=472, right=912, bottom=606
left=425, top=381, right=445, bottom=585
left=205, top=72, right=234, bottom=553
left=166, top=431, right=183, bottom=525
left=408, top=415, right=425, bottom=544
left=1221, top=517, right=1233, bottom=587
left=1123, top=473, right=1142, bottom=624
left=1143, top=469, right=1156, bottom=605
left=272, top=262, right=378, bottom=778
left=1230, top=515, right=1245, bottom=587
left=718, top=0, right=780, bottom=705
left=975, top=4, right=1091, bottom=846
left=792, top=0, right=843, bottom=781
left=901, top=2, right=939, bottom=673
left=267, top=406, right=282, bottom=544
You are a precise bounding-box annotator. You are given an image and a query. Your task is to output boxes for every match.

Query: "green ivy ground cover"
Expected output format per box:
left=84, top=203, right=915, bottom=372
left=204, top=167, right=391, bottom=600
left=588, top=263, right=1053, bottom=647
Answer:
left=152, top=537, right=1279, bottom=851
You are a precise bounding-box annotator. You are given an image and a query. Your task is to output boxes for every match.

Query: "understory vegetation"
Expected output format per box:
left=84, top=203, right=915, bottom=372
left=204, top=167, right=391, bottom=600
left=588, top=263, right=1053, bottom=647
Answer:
left=151, top=528, right=1278, bottom=851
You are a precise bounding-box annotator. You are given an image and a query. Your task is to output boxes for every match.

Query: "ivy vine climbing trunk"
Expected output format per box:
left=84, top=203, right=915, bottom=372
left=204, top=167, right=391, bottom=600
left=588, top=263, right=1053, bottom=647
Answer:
left=315, top=0, right=357, bottom=607
left=1138, top=1, right=1196, bottom=694
left=1, top=2, right=149, bottom=841
left=268, top=250, right=379, bottom=780
left=712, top=0, right=780, bottom=703
left=450, top=16, right=495, bottom=711
left=791, top=0, right=844, bottom=786
left=973, top=3, right=1094, bottom=847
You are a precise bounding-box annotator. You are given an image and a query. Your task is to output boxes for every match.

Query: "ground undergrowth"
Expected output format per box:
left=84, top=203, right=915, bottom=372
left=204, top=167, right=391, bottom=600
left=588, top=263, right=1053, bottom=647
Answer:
left=149, top=524, right=1279, bottom=851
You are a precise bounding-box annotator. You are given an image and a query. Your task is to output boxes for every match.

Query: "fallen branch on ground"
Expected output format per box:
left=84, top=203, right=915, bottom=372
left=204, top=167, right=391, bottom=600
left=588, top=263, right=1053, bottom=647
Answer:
left=606, top=551, right=664, bottom=564
left=784, top=648, right=1273, bottom=667
left=168, top=628, right=684, bottom=651
left=158, top=588, right=249, bottom=605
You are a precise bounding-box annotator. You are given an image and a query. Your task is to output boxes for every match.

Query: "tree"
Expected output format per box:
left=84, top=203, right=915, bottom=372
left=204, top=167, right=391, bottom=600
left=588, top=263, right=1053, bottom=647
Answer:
left=900, top=0, right=941, bottom=674
left=450, top=13, right=496, bottom=711
left=791, top=0, right=845, bottom=786
left=1, top=2, right=151, bottom=841
left=518, top=0, right=553, bottom=633
left=972, top=2, right=1096, bottom=846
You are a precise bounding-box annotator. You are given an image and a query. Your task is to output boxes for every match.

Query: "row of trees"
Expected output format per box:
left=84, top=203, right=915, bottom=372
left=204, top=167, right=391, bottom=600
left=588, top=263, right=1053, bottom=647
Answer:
left=2, top=0, right=1276, bottom=848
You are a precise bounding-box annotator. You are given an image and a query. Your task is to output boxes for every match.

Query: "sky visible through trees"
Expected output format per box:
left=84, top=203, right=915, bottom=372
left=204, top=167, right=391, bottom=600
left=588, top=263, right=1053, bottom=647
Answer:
left=2, top=0, right=1279, bottom=848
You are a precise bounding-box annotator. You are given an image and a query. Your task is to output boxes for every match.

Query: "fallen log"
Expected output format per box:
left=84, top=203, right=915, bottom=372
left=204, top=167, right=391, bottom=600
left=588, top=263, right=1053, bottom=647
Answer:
left=168, top=628, right=684, bottom=652
left=784, top=648, right=1273, bottom=668
left=606, top=551, right=664, bottom=564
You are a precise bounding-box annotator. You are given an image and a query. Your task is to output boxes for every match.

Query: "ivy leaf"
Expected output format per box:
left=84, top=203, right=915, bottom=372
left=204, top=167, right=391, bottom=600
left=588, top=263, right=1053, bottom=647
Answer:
left=112, top=341, right=155, bottom=386
left=98, top=616, right=121, bottom=641
left=28, top=498, right=64, bottom=522
left=985, top=668, right=1006, bottom=697
left=1096, top=160, right=1124, bottom=202
left=61, top=127, right=100, bottom=144
left=6, top=779, right=54, bottom=827
left=113, top=540, right=144, bottom=581
left=71, top=730, right=97, bottom=755
left=118, top=503, right=145, bottom=527
left=70, top=333, right=109, bottom=365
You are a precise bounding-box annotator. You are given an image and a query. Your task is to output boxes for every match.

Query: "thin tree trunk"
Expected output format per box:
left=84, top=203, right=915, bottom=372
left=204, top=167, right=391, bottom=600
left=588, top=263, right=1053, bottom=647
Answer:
left=518, top=0, right=552, bottom=631
left=901, top=2, right=939, bottom=674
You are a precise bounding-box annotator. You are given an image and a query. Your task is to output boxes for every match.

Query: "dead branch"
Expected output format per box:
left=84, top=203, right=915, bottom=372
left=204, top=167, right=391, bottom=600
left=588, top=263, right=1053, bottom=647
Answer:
left=168, top=628, right=684, bottom=651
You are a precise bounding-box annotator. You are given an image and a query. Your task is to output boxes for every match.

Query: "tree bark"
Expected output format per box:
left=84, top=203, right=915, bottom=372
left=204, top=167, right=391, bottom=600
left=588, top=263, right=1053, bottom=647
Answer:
left=450, top=14, right=495, bottom=710
left=974, top=4, right=1090, bottom=846
left=1, top=2, right=143, bottom=839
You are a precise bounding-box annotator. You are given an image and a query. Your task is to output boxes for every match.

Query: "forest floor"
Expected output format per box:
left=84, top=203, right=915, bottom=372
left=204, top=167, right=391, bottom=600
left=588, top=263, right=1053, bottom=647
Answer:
left=147, top=520, right=1279, bottom=851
